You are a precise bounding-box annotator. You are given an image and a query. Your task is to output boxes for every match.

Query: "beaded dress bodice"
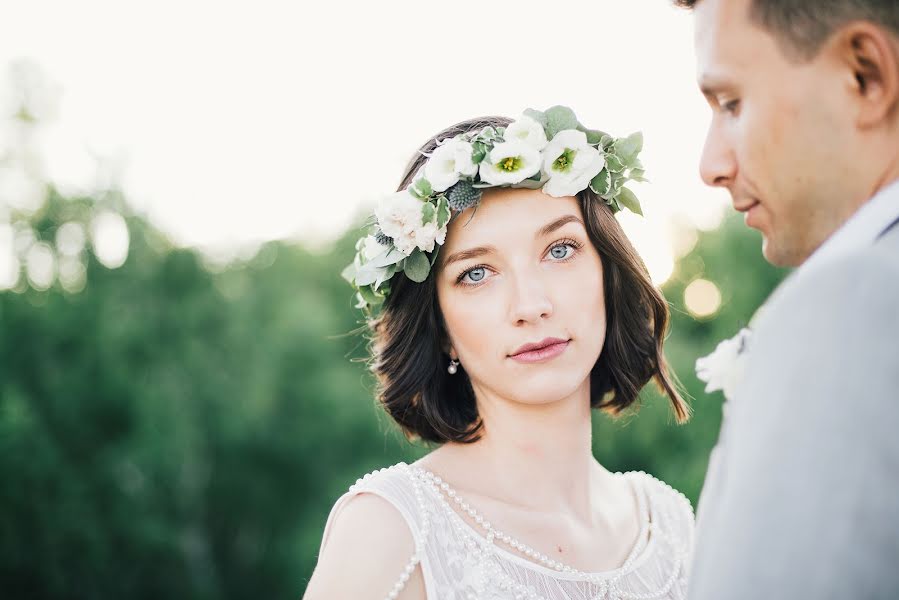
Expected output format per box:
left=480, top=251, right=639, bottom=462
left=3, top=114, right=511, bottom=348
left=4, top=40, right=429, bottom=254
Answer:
left=318, top=462, right=694, bottom=600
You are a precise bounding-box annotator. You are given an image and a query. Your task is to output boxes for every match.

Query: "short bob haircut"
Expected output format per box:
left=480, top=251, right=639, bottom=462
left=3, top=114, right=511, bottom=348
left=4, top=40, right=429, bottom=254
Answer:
left=367, top=116, right=689, bottom=444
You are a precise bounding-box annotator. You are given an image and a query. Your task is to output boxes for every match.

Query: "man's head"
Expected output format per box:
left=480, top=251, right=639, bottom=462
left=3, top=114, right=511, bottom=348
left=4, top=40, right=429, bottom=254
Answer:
left=678, top=0, right=899, bottom=266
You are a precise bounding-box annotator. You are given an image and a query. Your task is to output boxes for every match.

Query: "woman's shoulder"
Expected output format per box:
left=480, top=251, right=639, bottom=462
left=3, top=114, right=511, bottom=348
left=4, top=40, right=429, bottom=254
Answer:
left=627, top=470, right=695, bottom=540
left=305, top=462, right=426, bottom=599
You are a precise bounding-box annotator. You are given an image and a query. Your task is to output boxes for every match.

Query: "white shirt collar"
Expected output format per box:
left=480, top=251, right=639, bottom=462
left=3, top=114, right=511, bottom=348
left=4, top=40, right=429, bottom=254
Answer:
left=801, top=177, right=899, bottom=272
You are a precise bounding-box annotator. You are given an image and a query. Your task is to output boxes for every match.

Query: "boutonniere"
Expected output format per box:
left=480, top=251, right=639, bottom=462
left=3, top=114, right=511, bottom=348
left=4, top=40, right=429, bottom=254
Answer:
left=695, top=328, right=752, bottom=401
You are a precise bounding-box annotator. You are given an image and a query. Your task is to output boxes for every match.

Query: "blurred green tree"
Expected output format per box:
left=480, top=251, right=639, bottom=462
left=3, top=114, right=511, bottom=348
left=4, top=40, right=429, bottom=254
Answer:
left=0, top=62, right=787, bottom=600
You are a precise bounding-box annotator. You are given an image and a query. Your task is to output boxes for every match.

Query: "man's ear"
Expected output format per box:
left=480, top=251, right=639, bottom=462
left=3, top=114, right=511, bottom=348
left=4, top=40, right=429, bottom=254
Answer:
left=836, top=21, right=899, bottom=128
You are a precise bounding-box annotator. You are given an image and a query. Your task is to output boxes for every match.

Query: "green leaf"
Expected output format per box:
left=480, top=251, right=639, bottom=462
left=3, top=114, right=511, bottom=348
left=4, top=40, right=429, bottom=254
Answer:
left=628, top=168, right=648, bottom=183
left=429, top=245, right=441, bottom=266
left=544, top=105, right=579, bottom=138
left=523, top=108, right=548, bottom=129
left=577, top=125, right=609, bottom=145
left=421, top=201, right=436, bottom=225
left=436, top=196, right=450, bottom=228
left=471, top=141, right=487, bottom=164
left=403, top=249, right=430, bottom=282
left=613, top=132, right=643, bottom=165
left=358, top=284, right=384, bottom=307
left=590, top=169, right=611, bottom=195
left=411, top=178, right=433, bottom=199
left=617, top=186, right=643, bottom=216
left=374, top=263, right=397, bottom=290
left=604, top=154, right=625, bottom=173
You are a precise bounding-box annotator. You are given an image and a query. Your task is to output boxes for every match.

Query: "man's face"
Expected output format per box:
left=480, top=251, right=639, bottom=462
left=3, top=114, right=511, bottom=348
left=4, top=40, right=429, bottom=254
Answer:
left=694, top=0, right=859, bottom=266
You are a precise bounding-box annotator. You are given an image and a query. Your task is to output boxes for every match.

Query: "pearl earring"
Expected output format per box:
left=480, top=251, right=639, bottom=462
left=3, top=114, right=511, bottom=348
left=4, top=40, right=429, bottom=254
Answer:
left=447, top=358, right=459, bottom=375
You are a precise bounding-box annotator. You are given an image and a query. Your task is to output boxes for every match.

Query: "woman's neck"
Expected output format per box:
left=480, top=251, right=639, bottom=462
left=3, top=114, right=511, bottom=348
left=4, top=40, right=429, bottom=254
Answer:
left=424, top=379, right=617, bottom=525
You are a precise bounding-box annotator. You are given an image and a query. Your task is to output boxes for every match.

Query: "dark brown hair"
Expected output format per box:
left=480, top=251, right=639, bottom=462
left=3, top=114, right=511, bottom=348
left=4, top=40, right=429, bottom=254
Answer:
left=367, top=116, right=689, bottom=444
left=674, top=0, right=899, bottom=60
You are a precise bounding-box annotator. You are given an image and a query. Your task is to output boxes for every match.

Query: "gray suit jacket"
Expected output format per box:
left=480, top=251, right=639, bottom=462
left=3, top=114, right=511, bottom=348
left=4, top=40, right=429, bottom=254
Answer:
left=688, top=217, right=899, bottom=599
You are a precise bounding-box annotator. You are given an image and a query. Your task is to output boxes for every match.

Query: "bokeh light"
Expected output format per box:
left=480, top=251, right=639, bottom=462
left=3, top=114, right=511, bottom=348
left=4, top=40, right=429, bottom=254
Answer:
left=684, top=278, right=722, bottom=318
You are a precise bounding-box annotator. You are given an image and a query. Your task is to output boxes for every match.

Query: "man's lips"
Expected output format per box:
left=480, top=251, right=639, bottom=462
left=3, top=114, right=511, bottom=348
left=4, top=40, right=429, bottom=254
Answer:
left=734, top=199, right=760, bottom=213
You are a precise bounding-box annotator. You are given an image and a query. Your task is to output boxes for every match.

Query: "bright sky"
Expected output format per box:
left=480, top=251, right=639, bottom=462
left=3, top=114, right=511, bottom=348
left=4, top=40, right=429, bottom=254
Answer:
left=0, top=0, right=731, bottom=282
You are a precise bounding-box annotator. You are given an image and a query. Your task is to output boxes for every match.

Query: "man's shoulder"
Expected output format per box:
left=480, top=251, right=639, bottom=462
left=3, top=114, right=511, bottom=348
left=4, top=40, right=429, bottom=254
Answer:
left=757, top=242, right=899, bottom=328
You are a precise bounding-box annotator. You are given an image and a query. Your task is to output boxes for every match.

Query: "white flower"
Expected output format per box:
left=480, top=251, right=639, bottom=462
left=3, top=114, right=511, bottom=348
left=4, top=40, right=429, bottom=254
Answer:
left=424, top=138, right=477, bottom=192
left=504, top=115, right=548, bottom=151
left=415, top=220, right=447, bottom=253
left=361, top=234, right=387, bottom=262
left=695, top=328, right=753, bottom=400
left=541, top=129, right=605, bottom=197
left=478, top=140, right=542, bottom=185
left=374, top=191, right=447, bottom=256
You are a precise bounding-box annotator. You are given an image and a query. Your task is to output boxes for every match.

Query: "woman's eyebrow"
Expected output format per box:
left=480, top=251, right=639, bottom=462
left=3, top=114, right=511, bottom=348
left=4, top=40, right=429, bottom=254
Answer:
left=538, top=214, right=584, bottom=238
left=442, top=215, right=584, bottom=269
left=443, top=245, right=495, bottom=268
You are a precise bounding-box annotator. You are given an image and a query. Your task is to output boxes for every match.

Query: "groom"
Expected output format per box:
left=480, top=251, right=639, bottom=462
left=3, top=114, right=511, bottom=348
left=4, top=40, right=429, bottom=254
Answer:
left=675, top=0, right=899, bottom=598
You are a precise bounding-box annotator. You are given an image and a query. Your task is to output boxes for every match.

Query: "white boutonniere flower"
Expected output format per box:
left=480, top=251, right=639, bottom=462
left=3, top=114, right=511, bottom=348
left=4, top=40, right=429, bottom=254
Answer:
left=478, top=139, right=542, bottom=185
left=542, top=129, right=606, bottom=198
left=424, top=138, right=478, bottom=192
left=695, top=328, right=753, bottom=401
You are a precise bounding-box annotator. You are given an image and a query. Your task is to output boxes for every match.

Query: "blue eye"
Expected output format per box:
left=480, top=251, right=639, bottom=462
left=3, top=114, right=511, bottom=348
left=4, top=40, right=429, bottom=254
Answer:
left=465, top=267, right=486, bottom=282
left=548, top=243, right=577, bottom=260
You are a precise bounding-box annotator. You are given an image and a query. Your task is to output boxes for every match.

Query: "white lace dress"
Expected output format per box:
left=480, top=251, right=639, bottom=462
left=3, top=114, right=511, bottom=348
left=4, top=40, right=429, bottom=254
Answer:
left=318, top=462, right=695, bottom=600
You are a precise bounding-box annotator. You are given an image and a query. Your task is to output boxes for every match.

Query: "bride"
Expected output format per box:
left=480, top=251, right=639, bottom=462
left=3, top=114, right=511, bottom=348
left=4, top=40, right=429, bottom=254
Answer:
left=304, top=107, right=695, bottom=600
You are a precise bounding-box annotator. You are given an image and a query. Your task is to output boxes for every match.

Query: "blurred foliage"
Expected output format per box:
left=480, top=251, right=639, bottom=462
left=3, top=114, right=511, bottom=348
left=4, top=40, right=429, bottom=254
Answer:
left=0, top=64, right=788, bottom=599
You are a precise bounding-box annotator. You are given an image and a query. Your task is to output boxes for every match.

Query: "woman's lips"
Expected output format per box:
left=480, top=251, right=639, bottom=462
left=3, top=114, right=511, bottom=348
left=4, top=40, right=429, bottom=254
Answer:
left=509, top=340, right=570, bottom=364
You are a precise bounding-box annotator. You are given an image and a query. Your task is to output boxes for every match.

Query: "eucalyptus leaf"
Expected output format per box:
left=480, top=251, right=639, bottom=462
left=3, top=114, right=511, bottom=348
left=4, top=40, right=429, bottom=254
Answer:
left=578, top=125, right=609, bottom=145
left=544, top=105, right=579, bottom=138
left=523, top=108, right=548, bottom=129
left=374, top=263, right=396, bottom=290
left=617, top=186, right=643, bottom=216
left=403, top=249, right=431, bottom=283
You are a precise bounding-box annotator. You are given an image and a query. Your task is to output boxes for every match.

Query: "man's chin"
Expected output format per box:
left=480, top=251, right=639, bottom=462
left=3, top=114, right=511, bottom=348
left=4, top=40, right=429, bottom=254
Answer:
left=761, top=236, right=802, bottom=268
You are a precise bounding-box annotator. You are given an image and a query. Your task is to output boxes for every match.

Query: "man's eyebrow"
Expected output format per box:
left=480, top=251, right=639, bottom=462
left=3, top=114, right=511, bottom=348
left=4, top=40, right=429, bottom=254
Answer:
left=441, top=215, right=585, bottom=268
left=698, top=73, right=731, bottom=97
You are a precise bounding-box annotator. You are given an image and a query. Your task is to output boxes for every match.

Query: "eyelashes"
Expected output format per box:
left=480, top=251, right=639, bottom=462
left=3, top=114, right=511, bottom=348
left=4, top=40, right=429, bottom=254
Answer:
left=454, top=238, right=585, bottom=288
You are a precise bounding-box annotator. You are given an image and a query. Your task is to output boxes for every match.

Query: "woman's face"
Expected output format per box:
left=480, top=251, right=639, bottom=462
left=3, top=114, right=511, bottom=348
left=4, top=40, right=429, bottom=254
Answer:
left=435, top=187, right=607, bottom=406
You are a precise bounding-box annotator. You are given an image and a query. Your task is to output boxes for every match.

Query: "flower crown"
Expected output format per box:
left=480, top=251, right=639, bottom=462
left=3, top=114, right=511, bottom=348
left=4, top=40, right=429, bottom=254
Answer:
left=342, top=105, right=648, bottom=312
